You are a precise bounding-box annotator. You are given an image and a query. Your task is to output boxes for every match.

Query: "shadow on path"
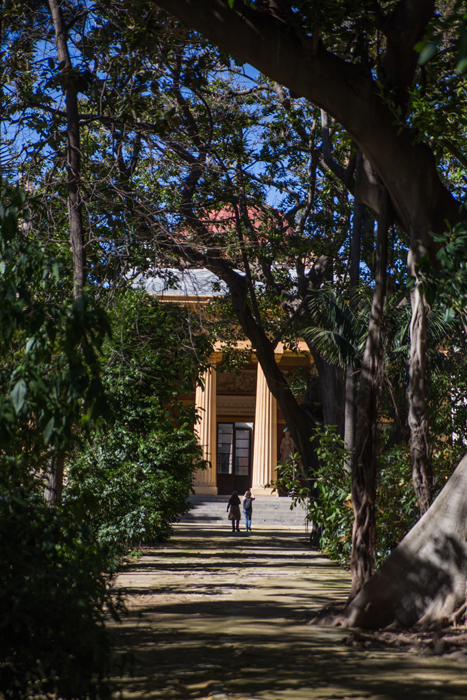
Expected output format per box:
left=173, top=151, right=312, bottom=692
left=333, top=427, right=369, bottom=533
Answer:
left=110, top=525, right=467, bottom=699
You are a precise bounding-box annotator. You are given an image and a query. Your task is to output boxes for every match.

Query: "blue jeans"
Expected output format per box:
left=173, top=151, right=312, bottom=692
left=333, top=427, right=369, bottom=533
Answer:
left=244, top=510, right=252, bottom=531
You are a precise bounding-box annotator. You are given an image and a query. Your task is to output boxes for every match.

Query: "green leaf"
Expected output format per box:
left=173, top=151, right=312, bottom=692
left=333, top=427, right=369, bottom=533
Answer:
left=11, top=379, right=27, bottom=414
left=443, top=307, right=456, bottom=323
left=425, top=286, right=436, bottom=307
left=43, top=416, right=55, bottom=442
left=419, top=40, right=439, bottom=65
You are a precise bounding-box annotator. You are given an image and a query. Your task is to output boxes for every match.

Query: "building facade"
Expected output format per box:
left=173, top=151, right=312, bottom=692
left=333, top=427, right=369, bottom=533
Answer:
left=141, top=268, right=311, bottom=496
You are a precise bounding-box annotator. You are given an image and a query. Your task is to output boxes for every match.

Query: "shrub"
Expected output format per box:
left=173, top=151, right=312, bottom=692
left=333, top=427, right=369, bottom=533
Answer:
left=65, top=291, right=211, bottom=559
left=66, top=421, right=203, bottom=560
left=0, top=491, right=120, bottom=699
left=0, top=189, right=117, bottom=698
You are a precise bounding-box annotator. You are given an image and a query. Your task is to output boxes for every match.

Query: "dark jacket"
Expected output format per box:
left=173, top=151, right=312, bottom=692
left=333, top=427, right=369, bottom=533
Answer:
left=227, top=494, right=241, bottom=520
left=243, top=496, right=254, bottom=515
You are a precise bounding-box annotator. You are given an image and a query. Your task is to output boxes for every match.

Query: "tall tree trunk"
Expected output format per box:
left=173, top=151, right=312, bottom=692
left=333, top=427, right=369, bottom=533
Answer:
left=311, top=353, right=344, bottom=436
left=48, top=0, right=86, bottom=298
left=254, top=338, right=321, bottom=483
left=349, top=182, right=390, bottom=600
left=407, top=253, right=433, bottom=515
left=344, top=176, right=364, bottom=470
left=349, top=188, right=363, bottom=296
left=344, top=451, right=467, bottom=629
left=343, top=368, right=355, bottom=473
left=46, top=1, right=85, bottom=509
left=44, top=451, right=65, bottom=508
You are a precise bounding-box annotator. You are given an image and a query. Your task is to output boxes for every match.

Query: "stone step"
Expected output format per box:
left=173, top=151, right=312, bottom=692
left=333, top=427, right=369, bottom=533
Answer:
left=180, top=495, right=309, bottom=529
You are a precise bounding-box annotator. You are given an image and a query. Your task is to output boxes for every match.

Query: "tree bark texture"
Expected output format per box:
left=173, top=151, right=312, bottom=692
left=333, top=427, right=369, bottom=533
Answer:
left=344, top=179, right=364, bottom=470
left=407, top=259, right=433, bottom=515
left=349, top=187, right=363, bottom=296
left=44, top=452, right=65, bottom=508
left=343, top=368, right=355, bottom=473
left=48, top=0, right=86, bottom=298
left=349, top=179, right=390, bottom=599
left=344, top=452, right=467, bottom=629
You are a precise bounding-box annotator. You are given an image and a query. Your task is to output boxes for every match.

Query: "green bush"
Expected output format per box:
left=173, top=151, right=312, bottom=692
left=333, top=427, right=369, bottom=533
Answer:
left=0, top=189, right=117, bottom=698
left=273, top=426, right=353, bottom=565
left=376, top=440, right=458, bottom=563
left=375, top=443, right=418, bottom=562
left=0, top=492, right=120, bottom=699
left=309, top=426, right=354, bottom=565
left=66, top=291, right=211, bottom=559
left=66, top=421, right=203, bottom=560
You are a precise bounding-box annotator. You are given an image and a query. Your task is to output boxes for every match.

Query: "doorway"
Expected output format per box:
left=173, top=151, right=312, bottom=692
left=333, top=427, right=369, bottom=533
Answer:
left=216, top=422, right=253, bottom=495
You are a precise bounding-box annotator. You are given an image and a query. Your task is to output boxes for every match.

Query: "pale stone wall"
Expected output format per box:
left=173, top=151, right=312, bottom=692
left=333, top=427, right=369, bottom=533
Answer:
left=193, top=364, right=218, bottom=494
left=251, top=363, right=278, bottom=496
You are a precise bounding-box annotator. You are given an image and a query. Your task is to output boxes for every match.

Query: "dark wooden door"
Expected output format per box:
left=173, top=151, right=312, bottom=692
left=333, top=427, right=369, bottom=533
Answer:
left=216, top=422, right=252, bottom=495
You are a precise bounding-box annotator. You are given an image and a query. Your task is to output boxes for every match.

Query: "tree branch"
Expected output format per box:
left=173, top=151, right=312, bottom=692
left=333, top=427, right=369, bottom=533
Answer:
left=382, top=0, right=435, bottom=110
left=154, top=0, right=463, bottom=252
left=320, top=110, right=355, bottom=192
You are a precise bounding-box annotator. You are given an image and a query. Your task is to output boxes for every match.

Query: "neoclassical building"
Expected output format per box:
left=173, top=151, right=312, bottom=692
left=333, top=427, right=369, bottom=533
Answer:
left=141, top=268, right=312, bottom=496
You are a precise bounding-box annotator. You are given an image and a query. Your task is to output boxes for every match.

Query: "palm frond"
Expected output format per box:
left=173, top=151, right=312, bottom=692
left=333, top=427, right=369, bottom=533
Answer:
left=302, top=327, right=360, bottom=368
left=303, top=285, right=368, bottom=367
left=426, top=308, right=456, bottom=344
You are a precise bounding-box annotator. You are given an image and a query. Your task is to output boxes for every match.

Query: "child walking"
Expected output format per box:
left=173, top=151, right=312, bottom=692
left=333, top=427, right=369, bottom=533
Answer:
left=242, top=490, right=255, bottom=532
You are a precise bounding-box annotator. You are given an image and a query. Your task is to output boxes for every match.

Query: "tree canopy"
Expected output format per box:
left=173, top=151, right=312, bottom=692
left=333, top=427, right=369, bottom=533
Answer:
left=3, top=0, right=467, bottom=645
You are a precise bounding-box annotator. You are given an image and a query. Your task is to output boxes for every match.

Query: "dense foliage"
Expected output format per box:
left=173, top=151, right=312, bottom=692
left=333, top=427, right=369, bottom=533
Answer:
left=0, top=190, right=211, bottom=696
left=275, top=425, right=459, bottom=568
left=0, top=498, right=119, bottom=700
left=66, top=291, right=212, bottom=559
left=0, top=189, right=109, bottom=469
left=3, top=0, right=467, bottom=635
left=0, top=189, right=115, bottom=698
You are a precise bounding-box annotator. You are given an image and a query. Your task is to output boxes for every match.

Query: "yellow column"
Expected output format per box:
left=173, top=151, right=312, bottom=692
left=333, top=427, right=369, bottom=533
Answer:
left=252, top=363, right=278, bottom=496
left=193, top=363, right=218, bottom=494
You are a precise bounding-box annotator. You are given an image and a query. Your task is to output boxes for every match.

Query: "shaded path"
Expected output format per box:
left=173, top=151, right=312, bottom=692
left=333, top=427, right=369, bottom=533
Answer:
left=111, top=524, right=467, bottom=699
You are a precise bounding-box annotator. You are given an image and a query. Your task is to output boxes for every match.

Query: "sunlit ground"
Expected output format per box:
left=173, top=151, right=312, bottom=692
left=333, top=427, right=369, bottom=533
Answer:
left=110, top=525, right=467, bottom=699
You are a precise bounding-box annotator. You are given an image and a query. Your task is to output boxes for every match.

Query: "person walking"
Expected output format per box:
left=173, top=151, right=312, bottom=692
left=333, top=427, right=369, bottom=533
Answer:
left=242, top=490, right=255, bottom=532
left=227, top=491, right=241, bottom=532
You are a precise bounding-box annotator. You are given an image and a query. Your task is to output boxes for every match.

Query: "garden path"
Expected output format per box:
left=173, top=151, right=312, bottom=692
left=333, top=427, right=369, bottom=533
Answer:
left=110, top=518, right=467, bottom=699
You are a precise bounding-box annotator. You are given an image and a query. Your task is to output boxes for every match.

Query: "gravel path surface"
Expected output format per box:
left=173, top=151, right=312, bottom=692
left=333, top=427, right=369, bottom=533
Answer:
left=110, top=523, right=467, bottom=699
